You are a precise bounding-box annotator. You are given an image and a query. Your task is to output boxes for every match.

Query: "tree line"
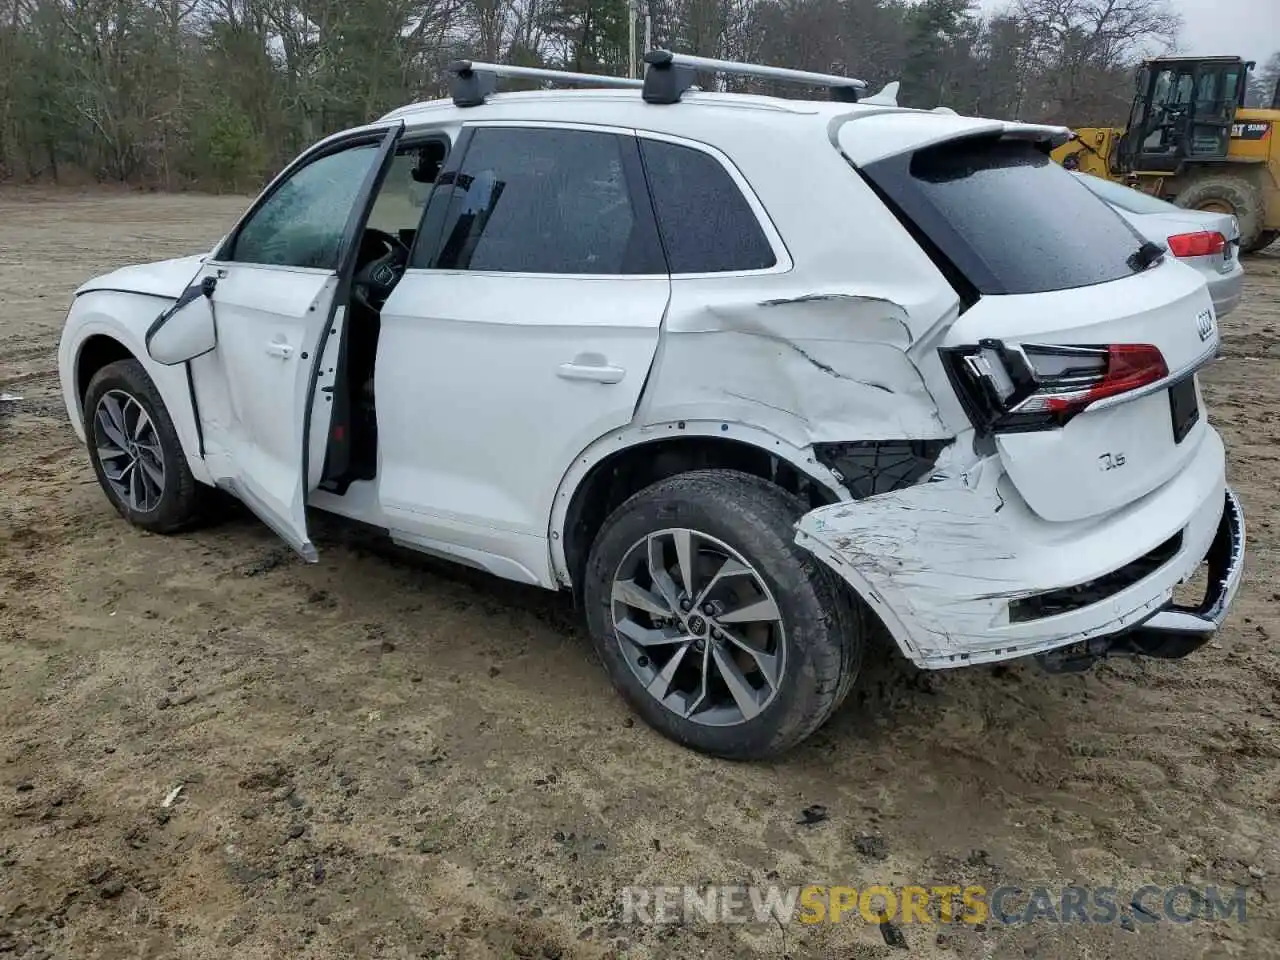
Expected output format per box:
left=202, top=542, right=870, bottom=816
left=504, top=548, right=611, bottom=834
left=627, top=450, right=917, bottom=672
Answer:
left=0, top=0, right=1269, bottom=190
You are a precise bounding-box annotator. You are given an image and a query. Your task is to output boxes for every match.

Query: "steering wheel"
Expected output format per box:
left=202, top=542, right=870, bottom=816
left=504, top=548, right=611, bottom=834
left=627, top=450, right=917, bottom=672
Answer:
left=352, top=229, right=411, bottom=309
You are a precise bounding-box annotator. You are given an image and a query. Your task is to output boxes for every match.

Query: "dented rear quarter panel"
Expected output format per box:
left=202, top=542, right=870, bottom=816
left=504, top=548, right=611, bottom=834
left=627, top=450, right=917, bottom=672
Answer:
left=636, top=122, right=972, bottom=445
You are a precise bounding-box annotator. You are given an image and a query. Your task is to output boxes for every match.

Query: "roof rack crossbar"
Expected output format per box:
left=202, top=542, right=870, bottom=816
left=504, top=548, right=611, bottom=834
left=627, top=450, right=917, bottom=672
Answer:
left=642, top=50, right=867, bottom=104
left=447, top=59, right=643, bottom=107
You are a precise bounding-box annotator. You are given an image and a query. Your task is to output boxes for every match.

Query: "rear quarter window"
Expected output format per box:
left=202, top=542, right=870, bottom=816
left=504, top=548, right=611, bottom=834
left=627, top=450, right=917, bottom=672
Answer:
left=638, top=139, right=777, bottom=274
left=863, top=137, right=1148, bottom=296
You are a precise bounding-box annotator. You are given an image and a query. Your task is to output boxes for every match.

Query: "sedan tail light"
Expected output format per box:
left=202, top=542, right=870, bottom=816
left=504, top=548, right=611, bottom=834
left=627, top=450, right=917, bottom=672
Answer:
left=943, top=340, right=1168, bottom=433
left=1167, top=231, right=1226, bottom=258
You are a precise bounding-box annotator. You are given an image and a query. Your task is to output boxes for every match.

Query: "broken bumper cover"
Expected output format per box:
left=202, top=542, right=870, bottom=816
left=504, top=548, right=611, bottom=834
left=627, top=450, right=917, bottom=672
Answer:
left=795, top=427, right=1244, bottom=670
left=1035, top=488, right=1244, bottom=671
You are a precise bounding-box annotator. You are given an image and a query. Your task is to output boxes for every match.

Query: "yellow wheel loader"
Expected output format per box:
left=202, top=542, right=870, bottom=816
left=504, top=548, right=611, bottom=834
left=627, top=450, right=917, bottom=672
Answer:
left=1052, top=56, right=1280, bottom=254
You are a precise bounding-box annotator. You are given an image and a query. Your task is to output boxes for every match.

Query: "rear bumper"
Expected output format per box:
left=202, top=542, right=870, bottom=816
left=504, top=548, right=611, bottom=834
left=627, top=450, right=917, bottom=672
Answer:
left=1035, top=487, right=1244, bottom=671
left=796, top=426, right=1244, bottom=670
left=1208, top=266, right=1244, bottom=318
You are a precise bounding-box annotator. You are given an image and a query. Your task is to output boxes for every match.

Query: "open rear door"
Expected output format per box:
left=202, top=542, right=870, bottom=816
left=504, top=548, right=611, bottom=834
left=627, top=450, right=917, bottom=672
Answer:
left=188, top=122, right=403, bottom=561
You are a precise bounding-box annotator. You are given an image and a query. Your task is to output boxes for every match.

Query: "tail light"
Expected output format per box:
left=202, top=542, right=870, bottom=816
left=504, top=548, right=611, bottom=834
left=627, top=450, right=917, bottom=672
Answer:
left=1167, top=232, right=1226, bottom=258
left=943, top=340, right=1168, bottom=433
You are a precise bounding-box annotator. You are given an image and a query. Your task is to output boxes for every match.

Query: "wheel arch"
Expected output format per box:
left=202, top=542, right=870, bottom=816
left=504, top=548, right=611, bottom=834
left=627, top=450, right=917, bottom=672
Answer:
left=75, top=333, right=137, bottom=410
left=549, top=421, right=849, bottom=594
left=63, top=309, right=210, bottom=484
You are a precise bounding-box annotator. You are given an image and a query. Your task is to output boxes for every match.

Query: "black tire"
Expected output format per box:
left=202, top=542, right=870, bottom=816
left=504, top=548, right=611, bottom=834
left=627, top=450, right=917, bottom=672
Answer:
left=83, top=358, right=203, bottom=533
left=1244, top=230, right=1278, bottom=256
left=583, top=469, right=863, bottom=760
left=1176, top=175, right=1266, bottom=252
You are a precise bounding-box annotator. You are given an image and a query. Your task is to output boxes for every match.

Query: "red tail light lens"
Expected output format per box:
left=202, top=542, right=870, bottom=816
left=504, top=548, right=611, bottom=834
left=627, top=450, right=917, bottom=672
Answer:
left=1167, top=232, right=1226, bottom=258
left=944, top=341, right=1169, bottom=431
left=1033, top=344, right=1169, bottom=414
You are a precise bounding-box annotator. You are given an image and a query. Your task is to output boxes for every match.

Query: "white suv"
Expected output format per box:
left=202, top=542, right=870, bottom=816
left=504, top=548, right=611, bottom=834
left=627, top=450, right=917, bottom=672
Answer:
left=57, top=53, right=1245, bottom=759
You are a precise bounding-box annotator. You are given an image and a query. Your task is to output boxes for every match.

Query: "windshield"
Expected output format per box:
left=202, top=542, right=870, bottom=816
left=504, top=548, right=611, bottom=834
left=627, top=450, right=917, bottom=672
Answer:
left=862, top=137, right=1149, bottom=296
left=1073, top=173, right=1179, bottom=215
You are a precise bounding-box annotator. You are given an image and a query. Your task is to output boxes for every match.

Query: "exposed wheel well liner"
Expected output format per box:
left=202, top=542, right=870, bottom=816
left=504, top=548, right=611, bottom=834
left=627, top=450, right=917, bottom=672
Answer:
left=76, top=335, right=136, bottom=405
left=561, top=435, right=839, bottom=596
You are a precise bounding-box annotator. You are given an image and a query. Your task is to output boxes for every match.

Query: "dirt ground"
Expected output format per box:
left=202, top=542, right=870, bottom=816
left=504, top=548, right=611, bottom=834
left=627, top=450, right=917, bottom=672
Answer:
left=1, top=190, right=1278, bottom=960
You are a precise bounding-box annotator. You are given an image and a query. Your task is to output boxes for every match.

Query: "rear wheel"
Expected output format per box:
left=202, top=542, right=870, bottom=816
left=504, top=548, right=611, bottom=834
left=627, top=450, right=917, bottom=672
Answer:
left=83, top=359, right=202, bottom=533
left=1176, top=175, right=1265, bottom=251
left=582, top=469, right=862, bottom=760
left=1244, top=230, right=1278, bottom=255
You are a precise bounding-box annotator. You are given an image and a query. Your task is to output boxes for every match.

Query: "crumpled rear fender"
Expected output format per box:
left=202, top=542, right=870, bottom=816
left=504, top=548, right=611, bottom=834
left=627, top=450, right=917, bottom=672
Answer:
left=637, top=287, right=962, bottom=446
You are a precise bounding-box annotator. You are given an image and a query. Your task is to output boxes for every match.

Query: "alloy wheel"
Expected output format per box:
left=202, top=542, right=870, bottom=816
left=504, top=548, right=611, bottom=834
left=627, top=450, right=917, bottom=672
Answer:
left=610, top=528, right=786, bottom=727
left=92, top=389, right=166, bottom=513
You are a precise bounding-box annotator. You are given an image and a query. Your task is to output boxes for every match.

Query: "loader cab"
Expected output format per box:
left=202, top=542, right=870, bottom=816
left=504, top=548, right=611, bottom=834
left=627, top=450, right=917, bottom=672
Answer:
left=1114, top=56, right=1251, bottom=174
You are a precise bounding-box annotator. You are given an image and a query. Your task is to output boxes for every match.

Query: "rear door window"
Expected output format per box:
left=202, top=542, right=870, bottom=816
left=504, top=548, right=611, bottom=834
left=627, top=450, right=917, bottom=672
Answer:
left=862, top=137, right=1148, bottom=295
left=413, top=126, right=663, bottom=275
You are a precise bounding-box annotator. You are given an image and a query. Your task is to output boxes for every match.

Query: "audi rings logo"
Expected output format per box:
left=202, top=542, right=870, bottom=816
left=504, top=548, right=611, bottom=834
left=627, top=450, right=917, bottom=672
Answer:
left=1196, top=309, right=1215, bottom=342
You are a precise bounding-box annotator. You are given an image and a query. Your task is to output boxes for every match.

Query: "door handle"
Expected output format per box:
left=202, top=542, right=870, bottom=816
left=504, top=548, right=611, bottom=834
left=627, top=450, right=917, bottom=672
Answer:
left=265, top=341, right=294, bottom=359
left=557, top=356, right=625, bottom=384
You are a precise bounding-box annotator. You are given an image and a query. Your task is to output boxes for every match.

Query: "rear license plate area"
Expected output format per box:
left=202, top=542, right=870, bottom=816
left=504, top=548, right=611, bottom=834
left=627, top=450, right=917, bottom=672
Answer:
left=1170, top=378, right=1200, bottom=444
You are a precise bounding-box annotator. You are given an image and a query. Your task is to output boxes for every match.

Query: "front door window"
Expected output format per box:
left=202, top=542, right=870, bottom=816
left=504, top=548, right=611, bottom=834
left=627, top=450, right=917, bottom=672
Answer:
left=228, top=145, right=381, bottom=268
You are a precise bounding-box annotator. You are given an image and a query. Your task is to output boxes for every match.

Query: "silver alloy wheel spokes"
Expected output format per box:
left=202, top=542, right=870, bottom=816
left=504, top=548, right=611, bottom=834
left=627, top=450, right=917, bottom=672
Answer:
left=93, top=389, right=166, bottom=513
left=611, top=528, right=786, bottom=727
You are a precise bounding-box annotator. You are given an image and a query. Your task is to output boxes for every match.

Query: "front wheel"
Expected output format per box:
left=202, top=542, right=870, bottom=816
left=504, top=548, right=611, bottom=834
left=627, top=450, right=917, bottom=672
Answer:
left=582, top=469, right=862, bottom=760
left=83, top=358, right=203, bottom=533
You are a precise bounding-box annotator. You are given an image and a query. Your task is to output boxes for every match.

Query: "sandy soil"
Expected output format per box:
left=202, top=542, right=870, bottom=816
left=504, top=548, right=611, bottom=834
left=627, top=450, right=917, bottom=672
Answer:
left=1, top=189, right=1278, bottom=960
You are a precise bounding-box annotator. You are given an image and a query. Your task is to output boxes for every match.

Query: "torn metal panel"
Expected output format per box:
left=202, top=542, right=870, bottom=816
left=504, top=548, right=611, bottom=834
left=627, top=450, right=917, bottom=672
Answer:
left=639, top=291, right=950, bottom=443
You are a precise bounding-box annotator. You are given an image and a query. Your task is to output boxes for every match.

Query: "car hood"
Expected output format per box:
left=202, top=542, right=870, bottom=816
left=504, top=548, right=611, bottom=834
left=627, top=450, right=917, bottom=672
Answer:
left=76, top=253, right=208, bottom=300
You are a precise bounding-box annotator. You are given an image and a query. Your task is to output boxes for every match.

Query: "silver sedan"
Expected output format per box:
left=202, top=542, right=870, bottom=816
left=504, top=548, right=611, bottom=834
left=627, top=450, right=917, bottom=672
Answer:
left=1074, top=172, right=1244, bottom=317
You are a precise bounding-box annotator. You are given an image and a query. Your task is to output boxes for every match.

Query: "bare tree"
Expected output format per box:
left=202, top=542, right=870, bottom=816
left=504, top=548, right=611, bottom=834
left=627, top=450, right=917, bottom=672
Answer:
left=1247, top=50, right=1280, bottom=108
left=1013, top=0, right=1180, bottom=123
left=0, top=0, right=1187, bottom=188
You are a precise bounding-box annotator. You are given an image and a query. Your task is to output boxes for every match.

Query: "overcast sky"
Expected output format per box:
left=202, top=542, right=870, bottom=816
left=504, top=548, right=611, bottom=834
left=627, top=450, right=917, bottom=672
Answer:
left=976, top=0, right=1277, bottom=66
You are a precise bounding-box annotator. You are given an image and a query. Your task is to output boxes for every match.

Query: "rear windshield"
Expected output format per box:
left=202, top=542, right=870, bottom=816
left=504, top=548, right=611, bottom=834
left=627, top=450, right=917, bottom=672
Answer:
left=1073, top=172, right=1179, bottom=215
left=863, top=137, right=1148, bottom=296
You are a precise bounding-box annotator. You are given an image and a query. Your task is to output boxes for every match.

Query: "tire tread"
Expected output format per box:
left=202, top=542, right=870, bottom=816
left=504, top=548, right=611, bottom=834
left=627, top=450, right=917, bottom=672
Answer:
left=84, top=358, right=203, bottom=534
left=584, top=468, right=863, bottom=759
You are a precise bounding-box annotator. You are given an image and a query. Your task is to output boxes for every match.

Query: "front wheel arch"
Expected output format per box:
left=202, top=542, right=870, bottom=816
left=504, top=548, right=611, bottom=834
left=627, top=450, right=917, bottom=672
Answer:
left=76, top=333, right=136, bottom=412
left=67, top=317, right=211, bottom=485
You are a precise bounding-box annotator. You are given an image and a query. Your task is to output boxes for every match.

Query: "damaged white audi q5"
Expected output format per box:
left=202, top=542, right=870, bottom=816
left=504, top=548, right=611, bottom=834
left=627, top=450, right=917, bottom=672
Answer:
left=57, top=52, right=1245, bottom=758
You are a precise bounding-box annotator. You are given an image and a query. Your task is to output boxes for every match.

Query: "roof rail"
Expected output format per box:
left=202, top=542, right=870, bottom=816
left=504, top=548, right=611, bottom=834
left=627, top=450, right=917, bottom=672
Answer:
left=642, top=50, right=867, bottom=104
left=446, top=59, right=643, bottom=107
